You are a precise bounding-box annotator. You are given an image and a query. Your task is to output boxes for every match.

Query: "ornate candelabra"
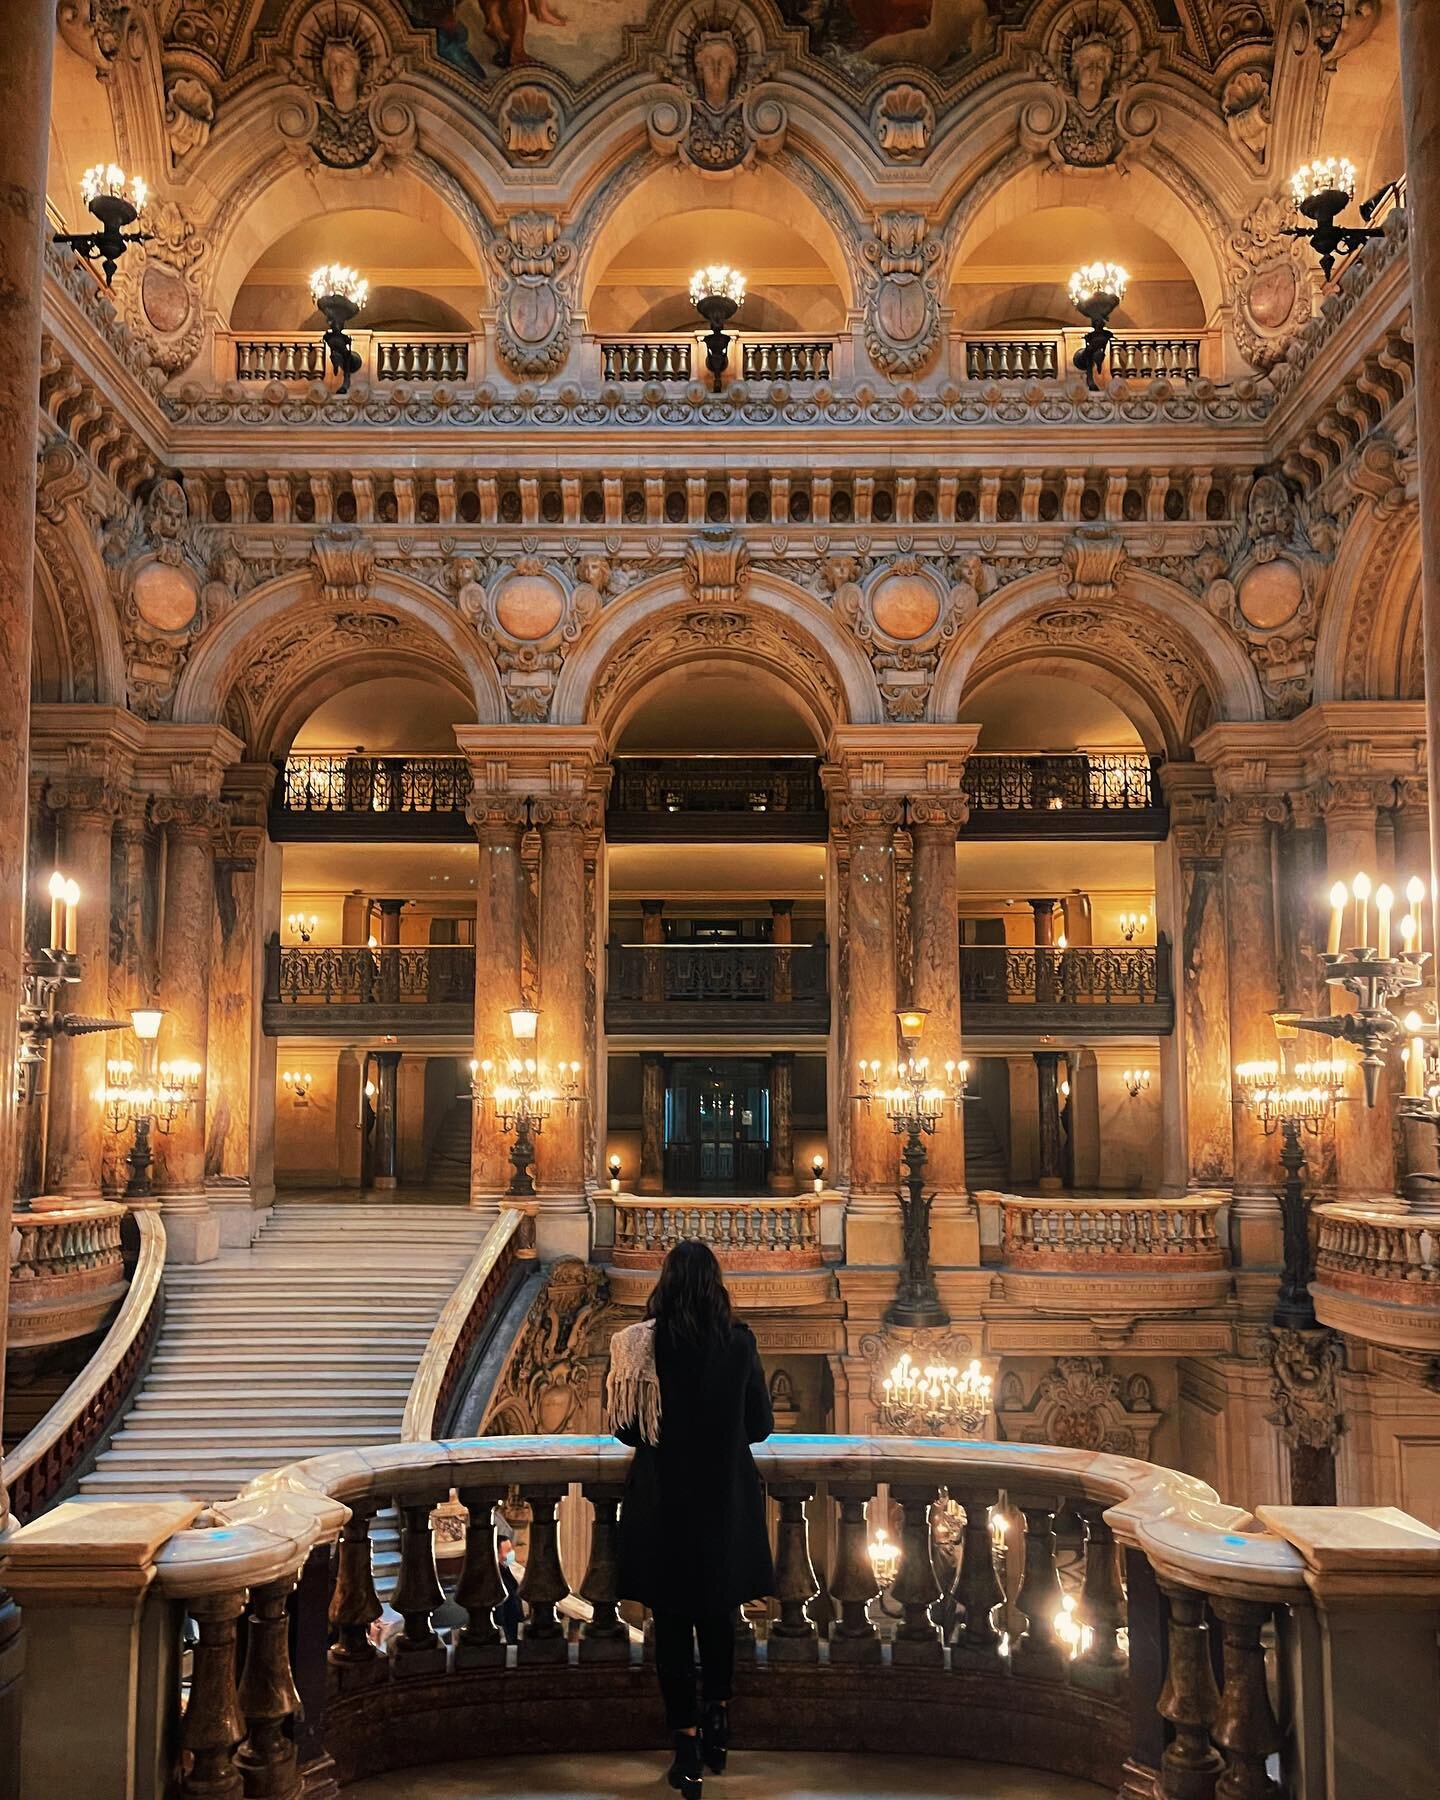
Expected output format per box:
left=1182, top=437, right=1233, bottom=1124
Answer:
left=690, top=264, right=746, bottom=391
left=310, top=264, right=368, bottom=393
left=17, top=872, right=125, bottom=1204
left=1283, top=158, right=1383, bottom=280
left=1287, top=872, right=1427, bottom=1108
left=880, top=1351, right=992, bottom=1437
left=101, top=1007, right=202, bottom=1199
left=469, top=1005, right=581, bottom=1197
left=1068, top=260, right=1128, bottom=390
left=53, top=165, right=151, bottom=286
left=855, top=1007, right=966, bottom=1329
left=1235, top=1043, right=1345, bottom=1328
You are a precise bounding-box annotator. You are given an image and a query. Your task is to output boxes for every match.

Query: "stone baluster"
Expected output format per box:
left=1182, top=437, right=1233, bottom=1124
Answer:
left=454, top=1485, right=507, bottom=1668
left=1158, top=1581, right=1224, bottom=1800
left=236, top=1573, right=301, bottom=1798
left=578, top=1484, right=629, bottom=1662
left=950, top=1485, right=1005, bottom=1669
left=1011, top=1497, right=1065, bottom=1680
left=390, top=1500, right=446, bottom=1676
left=769, top=1484, right=820, bottom=1662
left=327, top=1504, right=382, bottom=1669
left=181, top=1591, right=246, bottom=1800
left=1073, top=1500, right=1126, bottom=1691
left=828, top=1483, right=880, bottom=1664
left=1210, top=1597, right=1281, bottom=1800
left=890, top=1484, right=943, bottom=1667
left=516, top=1485, right=569, bottom=1662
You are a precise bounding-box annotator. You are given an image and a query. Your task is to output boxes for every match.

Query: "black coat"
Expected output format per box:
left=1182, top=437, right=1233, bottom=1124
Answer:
left=614, top=1320, right=775, bottom=1614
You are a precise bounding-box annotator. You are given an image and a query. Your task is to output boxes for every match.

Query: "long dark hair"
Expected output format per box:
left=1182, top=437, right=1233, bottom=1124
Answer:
left=646, top=1239, right=733, bottom=1355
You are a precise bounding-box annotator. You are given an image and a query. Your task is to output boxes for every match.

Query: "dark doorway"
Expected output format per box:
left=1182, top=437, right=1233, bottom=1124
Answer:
left=664, top=1058, right=770, bottom=1192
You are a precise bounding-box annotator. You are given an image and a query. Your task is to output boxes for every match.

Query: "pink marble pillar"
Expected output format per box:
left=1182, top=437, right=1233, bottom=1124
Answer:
left=1163, top=779, right=1232, bottom=1190
left=152, top=798, right=220, bottom=1263
left=1217, top=794, right=1286, bottom=1201
left=1321, top=780, right=1399, bottom=1203
left=44, top=779, right=120, bottom=1198
left=836, top=799, right=901, bottom=1195
left=0, top=3, right=56, bottom=1632
left=639, top=1051, right=666, bottom=1193
left=537, top=804, right=589, bottom=1237
left=470, top=797, right=527, bottom=1208
left=909, top=803, right=968, bottom=1198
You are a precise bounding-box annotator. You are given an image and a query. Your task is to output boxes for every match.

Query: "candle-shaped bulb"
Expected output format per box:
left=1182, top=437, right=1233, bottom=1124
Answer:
left=1403, top=914, right=1417, bottom=952
left=1327, top=879, right=1348, bottom=956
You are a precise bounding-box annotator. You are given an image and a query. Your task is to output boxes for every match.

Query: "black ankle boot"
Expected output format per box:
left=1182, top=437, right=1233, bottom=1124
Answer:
left=667, top=1730, right=703, bottom=1797
left=701, top=1702, right=729, bottom=1774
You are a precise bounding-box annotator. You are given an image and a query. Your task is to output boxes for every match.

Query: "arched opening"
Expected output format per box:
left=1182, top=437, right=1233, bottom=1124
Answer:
left=288, top=674, right=475, bottom=757
left=958, top=666, right=1153, bottom=752
left=950, top=206, right=1205, bottom=334
left=616, top=662, right=822, bottom=753
left=230, top=205, right=486, bottom=334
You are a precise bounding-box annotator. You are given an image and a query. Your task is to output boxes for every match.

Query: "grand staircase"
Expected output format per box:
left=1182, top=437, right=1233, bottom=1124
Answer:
left=78, top=1200, right=488, bottom=1504
left=426, top=1097, right=473, bottom=1192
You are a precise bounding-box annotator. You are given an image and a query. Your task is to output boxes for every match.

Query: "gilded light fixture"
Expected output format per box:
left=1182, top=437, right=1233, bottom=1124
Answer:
left=101, top=1007, right=201, bottom=1199
left=310, top=263, right=369, bottom=393
left=880, top=1352, right=992, bottom=1437
left=54, top=166, right=151, bottom=285
left=690, top=264, right=746, bottom=391
left=1068, top=261, right=1129, bottom=390
left=470, top=1007, right=581, bottom=1196
left=1284, top=157, right=1383, bottom=278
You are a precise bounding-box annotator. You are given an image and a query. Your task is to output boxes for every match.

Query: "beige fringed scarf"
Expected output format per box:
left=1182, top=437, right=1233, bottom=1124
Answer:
left=605, top=1318, right=661, bottom=1447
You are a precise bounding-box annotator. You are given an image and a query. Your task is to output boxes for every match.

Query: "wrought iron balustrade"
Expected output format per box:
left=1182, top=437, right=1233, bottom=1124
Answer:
left=959, top=940, right=1173, bottom=1034
left=272, top=754, right=472, bottom=838
left=605, top=939, right=829, bottom=1032
left=965, top=752, right=1162, bottom=814
left=608, top=757, right=826, bottom=840
left=264, top=944, right=475, bottom=1034
left=12, top=1431, right=1430, bottom=1800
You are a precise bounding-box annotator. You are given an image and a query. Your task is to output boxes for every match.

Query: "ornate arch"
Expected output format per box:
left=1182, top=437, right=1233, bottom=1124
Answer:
left=172, top=568, right=506, bottom=748
left=32, top=518, right=127, bottom=706
left=929, top=569, right=1265, bottom=755
left=551, top=566, right=881, bottom=739
left=1313, top=506, right=1421, bottom=702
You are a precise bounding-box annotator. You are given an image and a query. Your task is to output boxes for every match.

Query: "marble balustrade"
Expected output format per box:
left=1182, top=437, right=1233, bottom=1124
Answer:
left=3, top=1434, right=1438, bottom=1800
left=6, top=1198, right=127, bottom=1350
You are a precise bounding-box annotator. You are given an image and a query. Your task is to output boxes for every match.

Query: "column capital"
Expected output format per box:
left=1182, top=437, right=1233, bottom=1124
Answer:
left=1396, top=774, right=1429, bottom=813
left=44, top=772, right=127, bottom=827
left=1316, top=775, right=1396, bottom=822
left=467, top=792, right=529, bottom=836
left=1212, top=792, right=1288, bottom=836
left=830, top=794, right=904, bottom=834
left=113, top=790, right=154, bottom=845
left=153, top=793, right=225, bottom=843
left=907, top=794, right=970, bottom=833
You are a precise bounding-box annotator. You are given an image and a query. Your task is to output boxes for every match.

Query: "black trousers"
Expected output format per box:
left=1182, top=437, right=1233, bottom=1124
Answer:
left=652, top=1610, right=736, bottom=1731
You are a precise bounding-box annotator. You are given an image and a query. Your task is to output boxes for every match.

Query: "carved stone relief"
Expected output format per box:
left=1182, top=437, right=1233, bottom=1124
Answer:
left=460, top=553, right=602, bottom=721
left=862, top=211, right=942, bottom=377
left=273, top=2, right=416, bottom=172
left=499, top=83, right=562, bottom=160
left=996, top=1356, right=1161, bottom=1457
left=1229, top=198, right=1321, bottom=373
left=831, top=554, right=967, bottom=721
left=114, top=199, right=208, bottom=376
left=489, top=213, right=574, bottom=380
left=873, top=83, right=934, bottom=161
left=647, top=4, right=787, bottom=174
left=1259, top=1327, right=1344, bottom=1452
left=1024, top=3, right=1156, bottom=170
left=481, top=1259, right=612, bottom=1436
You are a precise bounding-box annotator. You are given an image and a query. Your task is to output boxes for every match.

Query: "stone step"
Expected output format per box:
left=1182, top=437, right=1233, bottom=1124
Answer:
left=95, top=1427, right=391, bottom=1452
left=148, top=1350, right=421, bottom=1369
left=129, top=1404, right=401, bottom=1424
left=78, top=1470, right=277, bottom=1495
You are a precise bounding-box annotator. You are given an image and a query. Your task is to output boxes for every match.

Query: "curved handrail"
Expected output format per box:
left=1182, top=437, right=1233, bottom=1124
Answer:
left=6, top=1209, right=166, bottom=1523
left=401, top=1207, right=528, bottom=1442
left=185, top=1430, right=1306, bottom=1607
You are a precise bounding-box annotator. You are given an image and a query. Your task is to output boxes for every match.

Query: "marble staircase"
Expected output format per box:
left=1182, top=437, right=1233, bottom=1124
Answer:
left=77, top=1199, right=488, bottom=1504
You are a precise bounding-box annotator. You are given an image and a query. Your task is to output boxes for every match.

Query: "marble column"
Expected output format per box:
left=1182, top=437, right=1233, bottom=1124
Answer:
left=639, top=1052, right=666, bottom=1193
left=1035, top=1051, right=1064, bottom=1192
left=151, top=798, right=221, bottom=1263
left=836, top=799, right=901, bottom=1195
left=0, top=11, right=54, bottom=1751
left=376, top=896, right=402, bottom=1005
left=1321, top=779, right=1399, bottom=1203
left=110, top=793, right=157, bottom=1020
left=206, top=767, right=278, bottom=1244
left=641, top=899, right=664, bottom=1004
left=769, top=1051, right=795, bottom=1193
left=1162, top=778, right=1232, bottom=1191
left=1216, top=793, right=1287, bottom=1204
left=909, top=801, right=968, bottom=1200
left=537, top=800, right=591, bottom=1253
left=371, top=1050, right=400, bottom=1189
left=1393, top=776, right=1431, bottom=922
left=469, top=797, right=527, bottom=1210
left=1396, top=0, right=1440, bottom=911
left=771, top=899, right=794, bottom=1004
left=44, top=778, right=121, bottom=1198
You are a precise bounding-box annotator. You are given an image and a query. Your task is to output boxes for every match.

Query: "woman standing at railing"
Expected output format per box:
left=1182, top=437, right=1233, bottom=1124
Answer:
left=606, top=1239, right=774, bottom=1798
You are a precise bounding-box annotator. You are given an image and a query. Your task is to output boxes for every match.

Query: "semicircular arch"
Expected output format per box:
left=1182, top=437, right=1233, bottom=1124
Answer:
left=1313, top=507, right=1421, bottom=702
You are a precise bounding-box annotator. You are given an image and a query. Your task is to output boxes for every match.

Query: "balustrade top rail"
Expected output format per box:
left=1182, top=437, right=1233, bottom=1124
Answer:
left=1314, top=1204, right=1439, bottom=1301
left=273, top=755, right=472, bottom=838
left=962, top=753, right=1165, bottom=836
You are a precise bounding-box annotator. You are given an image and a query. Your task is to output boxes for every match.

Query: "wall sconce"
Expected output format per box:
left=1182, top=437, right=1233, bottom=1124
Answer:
left=1068, top=260, right=1128, bottom=390
left=1284, top=158, right=1383, bottom=279
left=282, top=1068, right=314, bottom=1106
left=1118, top=909, right=1149, bottom=942
left=690, top=264, right=746, bottom=391
left=1122, top=1068, right=1151, bottom=1099
left=608, top=1152, right=622, bottom=1193
left=287, top=911, right=318, bottom=943
left=54, top=166, right=151, bottom=285
left=310, top=263, right=368, bottom=393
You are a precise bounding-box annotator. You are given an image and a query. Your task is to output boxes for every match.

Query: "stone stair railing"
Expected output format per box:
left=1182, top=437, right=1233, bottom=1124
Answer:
left=610, top=1195, right=825, bottom=1268
left=6, top=1434, right=1439, bottom=1800
left=5, top=1208, right=165, bottom=1522
left=8, top=1197, right=129, bottom=1352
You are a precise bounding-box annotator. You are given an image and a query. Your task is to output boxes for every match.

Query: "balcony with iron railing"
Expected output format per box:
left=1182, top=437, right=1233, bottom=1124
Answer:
left=262, top=942, right=475, bottom=1035
left=605, top=939, right=829, bottom=1034
left=271, top=754, right=472, bottom=840
left=958, top=940, right=1174, bottom=1034
left=6, top=1425, right=1435, bottom=1800
left=607, top=757, right=828, bottom=841
left=960, top=753, right=1167, bottom=838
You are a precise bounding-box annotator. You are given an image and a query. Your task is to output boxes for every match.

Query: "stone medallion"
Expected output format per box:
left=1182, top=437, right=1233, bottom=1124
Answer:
left=132, top=559, right=200, bottom=632
left=1238, top=559, right=1303, bottom=631
left=141, top=263, right=190, bottom=335
left=494, top=571, right=565, bottom=640
left=507, top=283, right=559, bottom=347
left=871, top=571, right=941, bottom=640
left=1246, top=262, right=1299, bottom=333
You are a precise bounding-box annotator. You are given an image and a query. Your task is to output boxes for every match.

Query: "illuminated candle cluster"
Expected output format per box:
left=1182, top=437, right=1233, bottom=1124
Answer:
left=1326, top=872, right=1430, bottom=962
left=46, top=871, right=81, bottom=955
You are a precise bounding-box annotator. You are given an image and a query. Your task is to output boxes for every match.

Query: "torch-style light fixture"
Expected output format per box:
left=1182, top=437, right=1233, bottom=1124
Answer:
left=880, top=1352, right=992, bottom=1438
left=469, top=1006, right=581, bottom=1196
left=811, top=1151, right=825, bottom=1193
left=1068, top=261, right=1129, bottom=390
left=310, top=264, right=368, bottom=393
left=101, top=1006, right=201, bottom=1199
left=287, top=911, right=318, bottom=943
left=1235, top=1036, right=1345, bottom=1329
left=690, top=264, right=746, bottom=392
left=1284, top=158, right=1383, bottom=279
left=855, top=1007, right=967, bottom=1329
left=54, top=166, right=151, bottom=286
